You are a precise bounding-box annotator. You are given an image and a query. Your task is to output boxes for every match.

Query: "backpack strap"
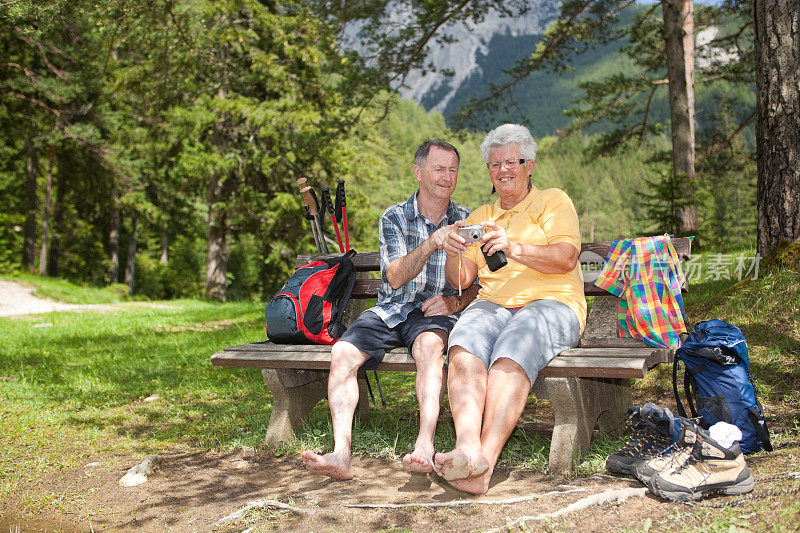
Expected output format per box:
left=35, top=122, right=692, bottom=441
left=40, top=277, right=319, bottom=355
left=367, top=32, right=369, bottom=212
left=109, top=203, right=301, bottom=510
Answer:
left=672, top=357, right=690, bottom=418
left=327, top=250, right=357, bottom=337
left=743, top=363, right=773, bottom=452
left=748, top=406, right=773, bottom=452
left=683, top=364, right=706, bottom=419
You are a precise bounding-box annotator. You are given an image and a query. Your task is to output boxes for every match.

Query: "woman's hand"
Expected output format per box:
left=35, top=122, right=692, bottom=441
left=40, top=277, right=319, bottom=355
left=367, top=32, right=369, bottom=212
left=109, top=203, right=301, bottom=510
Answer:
left=480, top=220, right=511, bottom=257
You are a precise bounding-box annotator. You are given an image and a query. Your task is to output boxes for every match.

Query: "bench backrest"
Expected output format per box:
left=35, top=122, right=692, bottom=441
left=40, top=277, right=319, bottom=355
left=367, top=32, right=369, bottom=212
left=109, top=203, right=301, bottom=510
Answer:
left=297, top=237, right=692, bottom=300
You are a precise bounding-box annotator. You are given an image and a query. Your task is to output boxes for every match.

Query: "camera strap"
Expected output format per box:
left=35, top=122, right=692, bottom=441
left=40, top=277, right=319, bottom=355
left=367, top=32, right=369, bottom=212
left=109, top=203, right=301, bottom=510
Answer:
left=457, top=251, right=463, bottom=296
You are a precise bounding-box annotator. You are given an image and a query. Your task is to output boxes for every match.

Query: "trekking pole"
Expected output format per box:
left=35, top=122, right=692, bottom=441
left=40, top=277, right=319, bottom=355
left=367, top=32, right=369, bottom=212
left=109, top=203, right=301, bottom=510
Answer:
left=297, top=179, right=324, bottom=254
left=301, top=186, right=329, bottom=254
left=322, top=187, right=344, bottom=253
left=335, top=180, right=350, bottom=251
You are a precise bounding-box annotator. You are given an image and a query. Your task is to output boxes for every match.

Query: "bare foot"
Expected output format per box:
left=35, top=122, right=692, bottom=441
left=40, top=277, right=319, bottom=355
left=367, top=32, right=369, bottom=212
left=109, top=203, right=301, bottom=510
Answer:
left=301, top=450, right=353, bottom=480
left=402, top=446, right=434, bottom=473
left=433, top=448, right=489, bottom=481
left=445, top=468, right=492, bottom=495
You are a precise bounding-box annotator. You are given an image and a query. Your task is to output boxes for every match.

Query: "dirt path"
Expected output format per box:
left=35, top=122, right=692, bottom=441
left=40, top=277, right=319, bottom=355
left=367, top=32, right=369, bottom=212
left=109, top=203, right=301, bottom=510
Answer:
left=0, top=280, right=172, bottom=317
left=3, top=442, right=797, bottom=532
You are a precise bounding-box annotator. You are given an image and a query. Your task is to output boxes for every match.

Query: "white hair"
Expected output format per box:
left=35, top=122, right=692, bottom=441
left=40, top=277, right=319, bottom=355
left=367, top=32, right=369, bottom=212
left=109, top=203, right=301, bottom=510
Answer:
left=480, top=124, right=538, bottom=163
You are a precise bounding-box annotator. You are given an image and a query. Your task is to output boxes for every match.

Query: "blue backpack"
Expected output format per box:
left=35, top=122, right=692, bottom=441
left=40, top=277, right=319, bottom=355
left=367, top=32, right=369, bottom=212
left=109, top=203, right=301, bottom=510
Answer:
left=672, top=319, right=772, bottom=454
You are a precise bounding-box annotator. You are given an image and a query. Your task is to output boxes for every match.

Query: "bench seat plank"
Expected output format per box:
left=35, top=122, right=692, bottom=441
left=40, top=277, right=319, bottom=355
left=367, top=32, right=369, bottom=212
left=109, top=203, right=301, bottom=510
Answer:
left=211, top=343, right=667, bottom=378
left=344, top=277, right=686, bottom=299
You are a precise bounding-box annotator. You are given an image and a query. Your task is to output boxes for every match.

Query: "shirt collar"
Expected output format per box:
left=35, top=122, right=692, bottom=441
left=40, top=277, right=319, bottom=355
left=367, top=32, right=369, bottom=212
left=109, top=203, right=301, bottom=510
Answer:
left=403, top=191, right=420, bottom=220
left=493, top=185, right=539, bottom=215
left=403, top=190, right=459, bottom=226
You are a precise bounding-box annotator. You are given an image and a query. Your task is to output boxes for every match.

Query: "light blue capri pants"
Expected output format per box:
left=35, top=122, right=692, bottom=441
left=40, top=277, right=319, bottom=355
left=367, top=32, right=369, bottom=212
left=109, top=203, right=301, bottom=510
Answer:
left=447, top=299, right=581, bottom=386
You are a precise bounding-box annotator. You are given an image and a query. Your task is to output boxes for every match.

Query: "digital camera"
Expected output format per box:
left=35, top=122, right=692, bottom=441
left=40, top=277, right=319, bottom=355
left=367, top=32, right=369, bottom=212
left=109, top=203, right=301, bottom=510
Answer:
left=458, top=224, right=484, bottom=243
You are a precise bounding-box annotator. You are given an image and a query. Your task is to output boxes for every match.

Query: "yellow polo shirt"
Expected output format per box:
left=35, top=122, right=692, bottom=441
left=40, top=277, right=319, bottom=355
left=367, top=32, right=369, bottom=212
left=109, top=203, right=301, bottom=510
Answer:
left=463, top=186, right=586, bottom=332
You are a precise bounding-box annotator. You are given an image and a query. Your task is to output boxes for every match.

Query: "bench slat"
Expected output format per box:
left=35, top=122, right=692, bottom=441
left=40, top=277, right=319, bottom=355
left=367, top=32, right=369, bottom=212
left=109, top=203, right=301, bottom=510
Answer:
left=211, top=351, right=651, bottom=378
left=220, top=338, right=665, bottom=352
left=295, top=237, right=692, bottom=271
left=211, top=343, right=666, bottom=379
left=348, top=278, right=684, bottom=298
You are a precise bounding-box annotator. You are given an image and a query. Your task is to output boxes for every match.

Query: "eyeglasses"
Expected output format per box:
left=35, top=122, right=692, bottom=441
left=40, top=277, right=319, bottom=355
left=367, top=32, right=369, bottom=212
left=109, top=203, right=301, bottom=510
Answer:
left=487, top=158, right=527, bottom=172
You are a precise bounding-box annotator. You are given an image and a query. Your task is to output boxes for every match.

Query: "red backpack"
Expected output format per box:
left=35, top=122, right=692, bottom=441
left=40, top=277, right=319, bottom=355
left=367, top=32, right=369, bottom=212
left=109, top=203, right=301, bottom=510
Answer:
left=265, top=250, right=356, bottom=345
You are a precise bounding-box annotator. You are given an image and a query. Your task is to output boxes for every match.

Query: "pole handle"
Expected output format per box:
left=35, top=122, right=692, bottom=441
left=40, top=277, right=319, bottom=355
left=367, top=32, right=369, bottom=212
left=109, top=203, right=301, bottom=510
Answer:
left=335, top=180, right=346, bottom=221
left=322, top=187, right=335, bottom=214
left=300, top=186, right=318, bottom=217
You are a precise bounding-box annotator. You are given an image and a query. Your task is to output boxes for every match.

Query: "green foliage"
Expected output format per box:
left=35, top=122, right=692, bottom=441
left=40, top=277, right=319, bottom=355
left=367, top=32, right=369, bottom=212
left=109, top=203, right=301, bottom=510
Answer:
left=637, top=162, right=698, bottom=236
left=0, top=0, right=758, bottom=300
left=0, top=214, right=24, bottom=274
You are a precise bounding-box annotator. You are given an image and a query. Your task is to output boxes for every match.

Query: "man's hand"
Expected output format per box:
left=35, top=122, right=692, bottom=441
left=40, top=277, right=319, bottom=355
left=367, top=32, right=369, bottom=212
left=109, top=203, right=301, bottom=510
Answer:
left=430, top=224, right=454, bottom=250
left=421, top=294, right=459, bottom=316
left=443, top=220, right=468, bottom=256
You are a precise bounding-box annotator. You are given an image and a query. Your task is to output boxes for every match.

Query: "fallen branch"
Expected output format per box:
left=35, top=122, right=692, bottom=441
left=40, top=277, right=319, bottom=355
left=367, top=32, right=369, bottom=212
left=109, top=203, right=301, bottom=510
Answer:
left=485, top=487, right=648, bottom=532
left=345, top=487, right=587, bottom=509
left=215, top=499, right=315, bottom=525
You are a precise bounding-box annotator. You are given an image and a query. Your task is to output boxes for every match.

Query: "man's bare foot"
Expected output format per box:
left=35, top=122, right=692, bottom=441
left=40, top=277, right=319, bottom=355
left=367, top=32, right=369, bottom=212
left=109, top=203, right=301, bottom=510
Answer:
left=301, top=450, right=353, bottom=480
left=402, top=445, right=435, bottom=473
left=433, top=448, right=489, bottom=481
left=445, top=468, right=492, bottom=495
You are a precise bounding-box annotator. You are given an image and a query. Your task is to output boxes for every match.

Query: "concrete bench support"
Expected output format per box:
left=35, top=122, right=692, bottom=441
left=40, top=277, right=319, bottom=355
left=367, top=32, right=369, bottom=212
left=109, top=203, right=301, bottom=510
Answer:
left=261, top=368, right=370, bottom=448
left=535, top=375, right=631, bottom=472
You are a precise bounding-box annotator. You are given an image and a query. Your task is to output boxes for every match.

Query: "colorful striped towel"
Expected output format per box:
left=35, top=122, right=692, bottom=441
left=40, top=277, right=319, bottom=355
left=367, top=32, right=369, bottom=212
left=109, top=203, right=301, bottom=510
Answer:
left=594, top=235, right=687, bottom=348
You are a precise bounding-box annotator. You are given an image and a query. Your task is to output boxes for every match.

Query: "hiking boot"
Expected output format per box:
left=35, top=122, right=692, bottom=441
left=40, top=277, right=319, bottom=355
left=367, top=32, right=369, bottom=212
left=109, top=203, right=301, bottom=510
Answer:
left=634, top=419, right=700, bottom=484
left=648, top=429, right=754, bottom=502
left=605, top=406, right=673, bottom=476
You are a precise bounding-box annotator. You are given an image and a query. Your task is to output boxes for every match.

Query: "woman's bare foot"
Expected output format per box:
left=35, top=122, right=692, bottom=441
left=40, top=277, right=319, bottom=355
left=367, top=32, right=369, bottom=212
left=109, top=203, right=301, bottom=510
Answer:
left=402, top=444, right=435, bottom=473
left=301, top=450, right=353, bottom=480
left=445, top=468, right=492, bottom=495
left=433, top=448, right=489, bottom=481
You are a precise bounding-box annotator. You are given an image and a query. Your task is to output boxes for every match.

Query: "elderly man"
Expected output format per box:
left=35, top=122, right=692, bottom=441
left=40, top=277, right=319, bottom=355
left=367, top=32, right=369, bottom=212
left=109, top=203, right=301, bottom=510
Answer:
left=435, top=124, right=586, bottom=494
left=302, top=140, right=476, bottom=480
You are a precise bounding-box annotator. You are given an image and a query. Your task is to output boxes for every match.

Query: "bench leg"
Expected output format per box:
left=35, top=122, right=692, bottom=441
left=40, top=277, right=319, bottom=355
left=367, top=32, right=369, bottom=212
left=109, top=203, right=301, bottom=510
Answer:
left=537, top=376, right=632, bottom=473
left=595, top=378, right=632, bottom=437
left=539, top=377, right=598, bottom=474
left=262, top=369, right=329, bottom=447
left=261, top=369, right=372, bottom=448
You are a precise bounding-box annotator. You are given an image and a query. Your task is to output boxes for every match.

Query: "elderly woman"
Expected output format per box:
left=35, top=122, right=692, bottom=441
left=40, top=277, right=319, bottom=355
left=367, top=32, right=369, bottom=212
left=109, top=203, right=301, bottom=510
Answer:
left=434, top=124, right=586, bottom=494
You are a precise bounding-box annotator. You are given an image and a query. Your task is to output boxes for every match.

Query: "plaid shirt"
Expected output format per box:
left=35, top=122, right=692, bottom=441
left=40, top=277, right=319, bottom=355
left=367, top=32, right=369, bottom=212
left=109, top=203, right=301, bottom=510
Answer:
left=370, top=192, right=470, bottom=327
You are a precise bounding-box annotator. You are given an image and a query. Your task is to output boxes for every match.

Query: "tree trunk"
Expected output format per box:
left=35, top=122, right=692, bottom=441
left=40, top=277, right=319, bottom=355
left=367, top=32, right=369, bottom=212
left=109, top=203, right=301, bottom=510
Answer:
left=108, top=193, right=120, bottom=284
left=662, top=0, right=698, bottom=233
left=205, top=169, right=228, bottom=301
left=124, top=212, right=138, bottom=296
left=47, top=155, right=66, bottom=277
left=160, top=228, right=169, bottom=264
left=754, top=0, right=800, bottom=258
left=22, top=136, right=38, bottom=273
left=205, top=74, right=230, bottom=302
left=38, top=147, right=54, bottom=276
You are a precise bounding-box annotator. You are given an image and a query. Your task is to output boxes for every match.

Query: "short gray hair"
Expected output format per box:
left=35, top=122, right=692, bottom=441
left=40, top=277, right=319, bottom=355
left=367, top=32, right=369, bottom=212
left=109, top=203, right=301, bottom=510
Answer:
left=414, top=140, right=460, bottom=167
left=480, top=124, right=538, bottom=163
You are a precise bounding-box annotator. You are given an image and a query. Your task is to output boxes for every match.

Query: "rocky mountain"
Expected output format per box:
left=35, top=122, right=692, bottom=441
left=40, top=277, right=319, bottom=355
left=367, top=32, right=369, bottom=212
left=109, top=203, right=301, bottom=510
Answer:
left=395, top=2, right=561, bottom=114
left=345, top=2, right=745, bottom=137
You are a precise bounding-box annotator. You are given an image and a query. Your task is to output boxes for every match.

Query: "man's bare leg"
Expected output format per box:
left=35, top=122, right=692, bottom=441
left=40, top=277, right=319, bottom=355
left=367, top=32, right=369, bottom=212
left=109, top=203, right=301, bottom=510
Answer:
left=433, top=346, right=490, bottom=481
left=447, top=357, right=531, bottom=494
left=402, top=330, right=446, bottom=473
left=301, top=341, right=369, bottom=480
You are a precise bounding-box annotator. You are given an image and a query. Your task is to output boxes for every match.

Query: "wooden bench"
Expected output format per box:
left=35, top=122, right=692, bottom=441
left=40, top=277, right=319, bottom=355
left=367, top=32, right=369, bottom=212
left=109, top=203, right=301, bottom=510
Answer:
left=212, top=237, right=692, bottom=473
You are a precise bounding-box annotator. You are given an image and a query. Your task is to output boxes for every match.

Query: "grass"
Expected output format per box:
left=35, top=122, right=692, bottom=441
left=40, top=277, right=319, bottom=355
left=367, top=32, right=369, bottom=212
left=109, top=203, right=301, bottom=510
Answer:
left=1, top=253, right=798, bottom=528
left=4, top=272, right=135, bottom=304
left=0, top=297, right=270, bottom=507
